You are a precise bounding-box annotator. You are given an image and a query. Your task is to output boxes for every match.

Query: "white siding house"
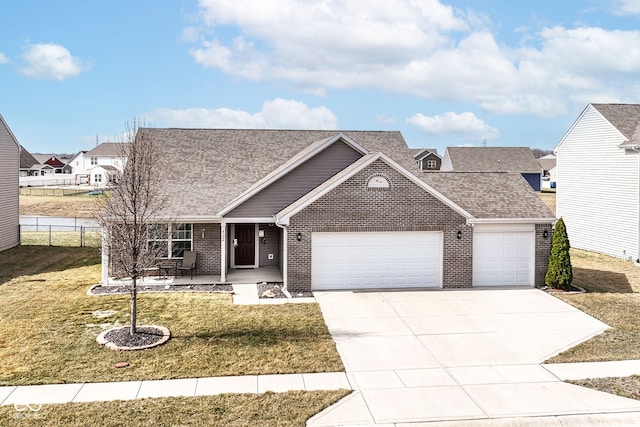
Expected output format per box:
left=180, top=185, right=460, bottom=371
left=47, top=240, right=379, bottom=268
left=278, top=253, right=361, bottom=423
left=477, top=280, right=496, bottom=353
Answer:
left=0, top=114, right=20, bottom=252
left=77, top=143, right=127, bottom=187
left=555, top=103, right=640, bottom=261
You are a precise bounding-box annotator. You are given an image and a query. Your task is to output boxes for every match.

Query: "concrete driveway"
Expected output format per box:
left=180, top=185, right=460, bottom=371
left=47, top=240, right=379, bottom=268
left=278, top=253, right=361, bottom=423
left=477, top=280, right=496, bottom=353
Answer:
left=309, top=288, right=640, bottom=425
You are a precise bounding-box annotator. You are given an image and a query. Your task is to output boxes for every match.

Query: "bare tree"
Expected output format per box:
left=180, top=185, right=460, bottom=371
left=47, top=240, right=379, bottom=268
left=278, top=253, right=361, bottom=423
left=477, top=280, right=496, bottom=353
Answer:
left=95, top=119, right=167, bottom=335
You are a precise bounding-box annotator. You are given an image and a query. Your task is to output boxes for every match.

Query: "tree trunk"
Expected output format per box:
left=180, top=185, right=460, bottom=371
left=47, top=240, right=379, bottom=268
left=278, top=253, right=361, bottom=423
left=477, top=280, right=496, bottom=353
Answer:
left=130, top=276, right=137, bottom=335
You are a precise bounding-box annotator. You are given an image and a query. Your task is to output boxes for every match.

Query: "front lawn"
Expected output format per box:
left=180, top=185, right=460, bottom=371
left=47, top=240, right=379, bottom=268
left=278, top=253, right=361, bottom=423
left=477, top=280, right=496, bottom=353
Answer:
left=0, top=391, right=349, bottom=427
left=548, top=249, right=640, bottom=363
left=0, top=246, right=343, bottom=386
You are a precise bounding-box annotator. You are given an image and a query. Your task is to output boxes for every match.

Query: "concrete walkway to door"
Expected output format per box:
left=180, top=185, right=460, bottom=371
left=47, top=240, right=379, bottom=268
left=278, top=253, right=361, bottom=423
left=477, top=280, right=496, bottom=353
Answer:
left=308, top=288, right=640, bottom=425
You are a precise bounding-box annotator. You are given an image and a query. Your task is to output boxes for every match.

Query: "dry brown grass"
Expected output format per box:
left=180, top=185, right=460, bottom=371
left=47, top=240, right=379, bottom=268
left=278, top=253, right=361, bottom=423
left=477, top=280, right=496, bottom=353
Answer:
left=0, top=246, right=343, bottom=386
left=548, top=249, right=640, bottom=362
left=0, top=390, right=350, bottom=426
left=570, top=376, right=640, bottom=400
left=20, top=194, right=98, bottom=218
left=538, top=191, right=556, bottom=215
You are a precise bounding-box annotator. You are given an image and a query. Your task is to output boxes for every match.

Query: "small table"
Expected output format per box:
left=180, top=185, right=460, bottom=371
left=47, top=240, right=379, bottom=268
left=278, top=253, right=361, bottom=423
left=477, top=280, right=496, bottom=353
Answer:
left=158, top=261, right=177, bottom=278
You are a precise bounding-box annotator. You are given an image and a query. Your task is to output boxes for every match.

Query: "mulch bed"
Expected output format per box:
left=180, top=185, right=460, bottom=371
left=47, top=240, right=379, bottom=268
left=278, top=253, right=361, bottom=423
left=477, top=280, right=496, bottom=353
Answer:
left=89, top=283, right=233, bottom=295
left=103, top=326, right=166, bottom=348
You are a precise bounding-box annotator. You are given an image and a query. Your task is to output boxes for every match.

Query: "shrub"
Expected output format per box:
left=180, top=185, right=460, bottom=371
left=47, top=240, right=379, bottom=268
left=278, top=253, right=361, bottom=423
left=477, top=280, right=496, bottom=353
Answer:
left=545, top=217, right=573, bottom=290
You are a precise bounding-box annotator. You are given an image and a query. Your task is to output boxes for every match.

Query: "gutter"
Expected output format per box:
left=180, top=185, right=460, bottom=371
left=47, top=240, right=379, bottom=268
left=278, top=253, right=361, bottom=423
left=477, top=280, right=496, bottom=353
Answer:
left=468, top=218, right=556, bottom=225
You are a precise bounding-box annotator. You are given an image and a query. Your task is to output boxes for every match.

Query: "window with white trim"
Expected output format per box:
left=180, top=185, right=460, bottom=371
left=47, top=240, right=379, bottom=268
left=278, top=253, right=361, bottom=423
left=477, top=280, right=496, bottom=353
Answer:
left=91, top=157, right=98, bottom=165
left=426, top=159, right=437, bottom=169
left=148, top=223, right=192, bottom=258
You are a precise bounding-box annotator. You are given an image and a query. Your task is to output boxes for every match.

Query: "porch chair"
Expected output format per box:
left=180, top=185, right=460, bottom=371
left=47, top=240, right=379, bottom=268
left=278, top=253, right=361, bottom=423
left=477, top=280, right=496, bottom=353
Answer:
left=177, top=250, right=197, bottom=279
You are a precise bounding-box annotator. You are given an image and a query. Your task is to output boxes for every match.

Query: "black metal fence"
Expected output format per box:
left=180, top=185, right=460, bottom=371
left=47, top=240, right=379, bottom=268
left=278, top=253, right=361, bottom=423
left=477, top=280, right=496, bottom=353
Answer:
left=20, top=224, right=102, bottom=248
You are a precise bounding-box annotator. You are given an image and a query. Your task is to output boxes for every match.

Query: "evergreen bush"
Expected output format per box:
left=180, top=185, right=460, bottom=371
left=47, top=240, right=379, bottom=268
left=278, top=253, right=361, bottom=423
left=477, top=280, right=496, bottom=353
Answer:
left=545, top=217, right=573, bottom=291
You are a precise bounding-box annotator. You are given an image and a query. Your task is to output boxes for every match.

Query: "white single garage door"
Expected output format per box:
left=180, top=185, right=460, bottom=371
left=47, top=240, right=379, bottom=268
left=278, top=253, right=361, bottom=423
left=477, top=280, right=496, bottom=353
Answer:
left=312, top=231, right=442, bottom=290
left=473, top=231, right=534, bottom=286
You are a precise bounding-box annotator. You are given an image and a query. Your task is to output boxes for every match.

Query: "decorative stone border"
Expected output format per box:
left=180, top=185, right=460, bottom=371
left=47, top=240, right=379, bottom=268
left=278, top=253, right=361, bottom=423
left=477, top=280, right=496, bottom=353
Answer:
left=97, top=325, right=171, bottom=351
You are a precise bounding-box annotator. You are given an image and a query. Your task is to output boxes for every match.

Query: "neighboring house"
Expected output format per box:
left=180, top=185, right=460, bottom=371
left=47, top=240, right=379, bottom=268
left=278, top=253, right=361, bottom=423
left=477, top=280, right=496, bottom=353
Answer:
left=19, top=145, right=40, bottom=177
left=538, top=154, right=557, bottom=189
left=102, top=129, right=554, bottom=292
left=410, top=148, right=441, bottom=170
left=33, top=154, right=72, bottom=174
left=81, top=142, right=127, bottom=187
left=441, top=147, right=543, bottom=191
left=556, top=103, right=640, bottom=262
left=68, top=151, right=89, bottom=184
left=0, top=114, right=20, bottom=252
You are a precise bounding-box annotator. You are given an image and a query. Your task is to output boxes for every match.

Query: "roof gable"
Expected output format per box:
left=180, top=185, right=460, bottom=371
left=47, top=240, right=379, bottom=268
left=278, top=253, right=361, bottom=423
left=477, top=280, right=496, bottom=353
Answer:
left=219, top=133, right=367, bottom=216
left=0, top=114, right=20, bottom=150
left=442, top=147, right=540, bottom=173
left=591, top=104, right=640, bottom=140
left=223, top=137, right=364, bottom=218
left=413, top=148, right=440, bottom=161
left=275, top=153, right=472, bottom=225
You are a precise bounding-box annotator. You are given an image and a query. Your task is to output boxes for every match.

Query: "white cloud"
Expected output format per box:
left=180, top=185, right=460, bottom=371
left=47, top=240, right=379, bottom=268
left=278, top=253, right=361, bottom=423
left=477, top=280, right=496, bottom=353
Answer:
left=187, top=0, right=640, bottom=118
left=407, top=111, right=499, bottom=141
left=0, top=52, right=9, bottom=65
left=611, top=0, right=640, bottom=15
left=146, top=98, right=338, bottom=129
left=20, top=43, right=87, bottom=80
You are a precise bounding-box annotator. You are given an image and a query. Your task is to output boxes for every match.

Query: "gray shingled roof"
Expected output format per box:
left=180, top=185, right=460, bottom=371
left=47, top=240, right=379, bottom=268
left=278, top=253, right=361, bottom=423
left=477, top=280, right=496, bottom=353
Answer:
left=86, top=142, right=128, bottom=157
left=443, top=147, right=541, bottom=173
left=591, top=104, right=640, bottom=139
left=145, top=128, right=553, bottom=221
left=591, top=104, right=640, bottom=147
left=149, top=129, right=414, bottom=218
left=421, top=172, right=554, bottom=219
left=538, top=154, right=556, bottom=171
left=19, top=145, right=39, bottom=169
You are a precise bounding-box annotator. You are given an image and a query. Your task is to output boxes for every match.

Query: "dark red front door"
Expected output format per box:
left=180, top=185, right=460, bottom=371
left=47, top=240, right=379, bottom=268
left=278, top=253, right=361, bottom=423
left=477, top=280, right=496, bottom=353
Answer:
left=235, top=224, right=255, bottom=266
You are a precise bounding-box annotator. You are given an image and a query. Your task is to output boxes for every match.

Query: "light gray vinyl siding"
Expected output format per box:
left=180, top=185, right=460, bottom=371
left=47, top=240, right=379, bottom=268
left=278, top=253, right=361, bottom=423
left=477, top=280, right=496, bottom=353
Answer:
left=226, top=141, right=362, bottom=218
left=0, top=116, right=20, bottom=252
left=556, top=105, right=639, bottom=260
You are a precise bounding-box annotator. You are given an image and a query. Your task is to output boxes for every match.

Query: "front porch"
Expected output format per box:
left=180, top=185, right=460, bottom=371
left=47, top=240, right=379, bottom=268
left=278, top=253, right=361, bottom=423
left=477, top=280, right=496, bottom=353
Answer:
left=105, top=266, right=283, bottom=287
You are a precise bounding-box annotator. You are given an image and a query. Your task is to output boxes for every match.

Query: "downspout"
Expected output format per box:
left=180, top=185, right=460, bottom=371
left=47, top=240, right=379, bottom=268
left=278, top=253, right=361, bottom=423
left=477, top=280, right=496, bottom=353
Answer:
left=273, top=215, right=289, bottom=294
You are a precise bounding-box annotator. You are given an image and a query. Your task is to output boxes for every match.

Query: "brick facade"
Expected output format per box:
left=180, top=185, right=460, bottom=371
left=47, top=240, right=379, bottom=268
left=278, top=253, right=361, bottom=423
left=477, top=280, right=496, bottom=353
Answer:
left=286, top=160, right=471, bottom=292
left=193, top=223, right=221, bottom=275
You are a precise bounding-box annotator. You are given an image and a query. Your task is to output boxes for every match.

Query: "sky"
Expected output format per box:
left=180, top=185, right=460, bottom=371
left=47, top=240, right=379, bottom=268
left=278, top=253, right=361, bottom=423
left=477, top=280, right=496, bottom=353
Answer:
left=2, top=0, right=640, bottom=155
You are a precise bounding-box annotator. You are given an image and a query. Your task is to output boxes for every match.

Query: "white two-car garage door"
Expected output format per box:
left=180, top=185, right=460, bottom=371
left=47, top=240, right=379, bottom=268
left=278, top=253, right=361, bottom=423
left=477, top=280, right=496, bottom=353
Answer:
left=311, top=231, right=442, bottom=290
left=473, top=227, right=534, bottom=286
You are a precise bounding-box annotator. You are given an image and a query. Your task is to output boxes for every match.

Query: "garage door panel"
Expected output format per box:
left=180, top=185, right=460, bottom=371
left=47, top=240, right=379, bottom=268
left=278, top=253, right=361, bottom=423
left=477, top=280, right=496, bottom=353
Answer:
left=473, top=231, right=533, bottom=286
left=312, top=231, right=442, bottom=290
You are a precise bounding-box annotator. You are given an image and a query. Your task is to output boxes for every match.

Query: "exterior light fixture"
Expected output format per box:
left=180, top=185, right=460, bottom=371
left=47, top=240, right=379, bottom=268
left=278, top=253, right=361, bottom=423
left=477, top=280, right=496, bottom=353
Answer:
left=259, top=229, right=266, bottom=245
left=456, top=230, right=462, bottom=240
left=543, top=230, right=549, bottom=239
left=297, top=232, right=302, bottom=242
left=201, top=229, right=205, bottom=238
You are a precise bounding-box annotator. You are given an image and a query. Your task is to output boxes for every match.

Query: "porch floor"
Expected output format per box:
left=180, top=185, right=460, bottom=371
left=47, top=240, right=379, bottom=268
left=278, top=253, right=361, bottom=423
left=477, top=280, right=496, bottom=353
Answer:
left=106, top=266, right=283, bottom=286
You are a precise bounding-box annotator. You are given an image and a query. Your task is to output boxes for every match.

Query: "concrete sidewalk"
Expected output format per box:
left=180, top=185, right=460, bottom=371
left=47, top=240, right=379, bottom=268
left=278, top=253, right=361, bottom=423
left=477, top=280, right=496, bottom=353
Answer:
left=0, top=372, right=351, bottom=406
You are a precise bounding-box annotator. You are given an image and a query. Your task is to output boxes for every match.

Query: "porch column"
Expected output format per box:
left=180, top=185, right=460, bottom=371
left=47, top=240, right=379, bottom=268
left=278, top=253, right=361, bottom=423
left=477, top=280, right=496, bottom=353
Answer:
left=281, top=226, right=288, bottom=291
left=220, top=222, right=227, bottom=282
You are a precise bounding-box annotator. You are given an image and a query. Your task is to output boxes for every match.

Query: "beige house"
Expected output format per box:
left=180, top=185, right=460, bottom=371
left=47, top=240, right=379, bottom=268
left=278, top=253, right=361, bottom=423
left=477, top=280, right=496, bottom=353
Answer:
left=0, top=114, right=21, bottom=252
